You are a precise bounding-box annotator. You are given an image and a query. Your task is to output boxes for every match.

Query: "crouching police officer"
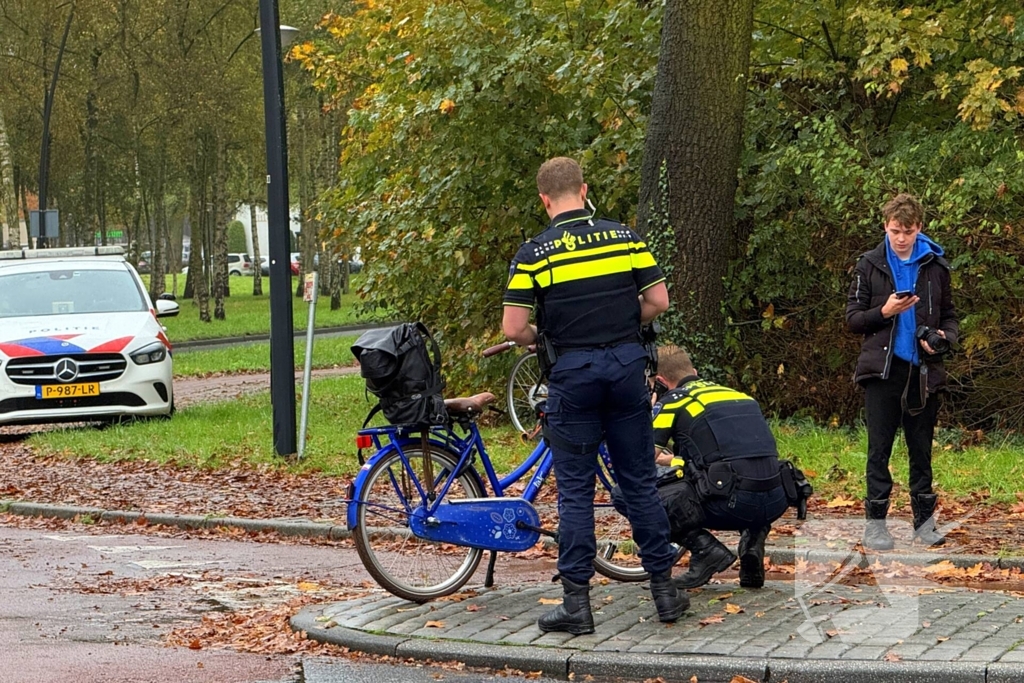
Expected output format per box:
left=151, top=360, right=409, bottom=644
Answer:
left=651, top=346, right=789, bottom=590
left=502, top=157, right=687, bottom=634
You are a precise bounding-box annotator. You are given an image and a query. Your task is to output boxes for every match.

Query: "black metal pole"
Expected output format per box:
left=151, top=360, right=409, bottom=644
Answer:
left=37, top=7, right=75, bottom=246
left=258, top=0, right=297, bottom=456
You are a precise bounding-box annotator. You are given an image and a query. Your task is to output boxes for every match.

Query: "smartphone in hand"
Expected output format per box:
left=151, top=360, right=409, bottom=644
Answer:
left=894, top=290, right=914, bottom=299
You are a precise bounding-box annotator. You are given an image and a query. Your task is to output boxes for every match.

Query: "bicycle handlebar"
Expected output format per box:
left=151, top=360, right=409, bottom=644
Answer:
left=483, top=341, right=517, bottom=357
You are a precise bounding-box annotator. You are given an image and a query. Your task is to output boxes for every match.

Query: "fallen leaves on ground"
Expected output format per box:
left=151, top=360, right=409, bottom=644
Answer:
left=698, top=614, right=725, bottom=626
left=729, top=677, right=759, bottom=683
left=826, top=496, right=858, bottom=508
left=425, top=620, right=445, bottom=628
left=167, top=597, right=341, bottom=655
left=538, top=597, right=562, bottom=605
left=724, top=603, right=744, bottom=614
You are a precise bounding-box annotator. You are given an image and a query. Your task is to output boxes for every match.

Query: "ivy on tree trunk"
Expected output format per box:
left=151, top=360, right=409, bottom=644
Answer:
left=637, top=0, right=754, bottom=363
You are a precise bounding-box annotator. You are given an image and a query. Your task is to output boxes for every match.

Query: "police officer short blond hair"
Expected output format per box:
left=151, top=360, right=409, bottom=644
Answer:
left=537, top=157, right=584, bottom=200
left=658, top=345, right=695, bottom=383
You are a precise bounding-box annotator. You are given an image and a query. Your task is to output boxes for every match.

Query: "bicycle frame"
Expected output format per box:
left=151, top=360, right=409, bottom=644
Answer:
left=347, top=423, right=618, bottom=532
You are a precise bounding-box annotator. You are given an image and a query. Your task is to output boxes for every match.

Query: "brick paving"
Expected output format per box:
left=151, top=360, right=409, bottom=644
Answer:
left=316, top=579, right=1024, bottom=665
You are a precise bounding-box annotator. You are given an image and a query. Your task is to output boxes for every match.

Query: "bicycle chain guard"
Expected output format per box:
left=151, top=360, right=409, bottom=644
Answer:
left=409, top=497, right=542, bottom=552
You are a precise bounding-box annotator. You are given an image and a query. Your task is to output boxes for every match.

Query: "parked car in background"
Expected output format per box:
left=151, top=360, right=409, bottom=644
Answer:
left=0, top=246, right=177, bottom=425
left=228, top=253, right=253, bottom=276
left=182, top=253, right=253, bottom=277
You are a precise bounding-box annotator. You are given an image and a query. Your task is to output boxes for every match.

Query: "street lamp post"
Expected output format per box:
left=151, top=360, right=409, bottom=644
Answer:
left=258, top=0, right=299, bottom=457
left=37, top=6, right=75, bottom=246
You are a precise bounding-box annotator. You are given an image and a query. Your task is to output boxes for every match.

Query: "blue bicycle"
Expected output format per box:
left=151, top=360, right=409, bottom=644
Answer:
left=347, top=346, right=649, bottom=602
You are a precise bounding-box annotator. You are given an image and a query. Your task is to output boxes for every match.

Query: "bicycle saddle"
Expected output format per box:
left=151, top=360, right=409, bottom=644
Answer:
left=444, top=392, right=496, bottom=416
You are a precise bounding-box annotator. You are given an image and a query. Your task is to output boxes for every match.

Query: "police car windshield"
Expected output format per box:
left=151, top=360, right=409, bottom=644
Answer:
left=0, top=268, right=147, bottom=318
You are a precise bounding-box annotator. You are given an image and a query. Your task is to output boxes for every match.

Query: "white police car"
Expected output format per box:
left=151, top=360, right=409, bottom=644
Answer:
left=0, top=246, right=178, bottom=425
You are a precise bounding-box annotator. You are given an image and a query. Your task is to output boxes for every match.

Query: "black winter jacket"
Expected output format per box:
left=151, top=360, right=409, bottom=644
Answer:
left=845, top=240, right=959, bottom=396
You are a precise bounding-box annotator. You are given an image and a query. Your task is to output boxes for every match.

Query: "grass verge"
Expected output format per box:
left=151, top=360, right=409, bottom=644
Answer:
left=172, top=336, right=359, bottom=377
left=155, top=276, right=378, bottom=342
left=774, top=419, right=1023, bottom=505
left=29, top=374, right=524, bottom=477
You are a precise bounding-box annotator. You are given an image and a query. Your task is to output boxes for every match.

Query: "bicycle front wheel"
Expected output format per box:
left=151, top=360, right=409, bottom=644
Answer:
left=507, top=352, right=547, bottom=433
left=353, top=445, right=485, bottom=602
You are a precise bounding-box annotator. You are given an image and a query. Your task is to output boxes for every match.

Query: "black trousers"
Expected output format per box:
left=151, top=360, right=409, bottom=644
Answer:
left=863, top=358, right=940, bottom=502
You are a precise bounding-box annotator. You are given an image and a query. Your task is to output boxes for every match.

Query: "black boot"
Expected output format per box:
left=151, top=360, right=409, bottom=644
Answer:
left=649, top=571, right=689, bottom=622
left=537, top=577, right=595, bottom=635
left=674, top=530, right=737, bottom=589
left=738, top=526, right=769, bottom=589
left=863, top=499, right=895, bottom=551
left=911, top=494, right=945, bottom=547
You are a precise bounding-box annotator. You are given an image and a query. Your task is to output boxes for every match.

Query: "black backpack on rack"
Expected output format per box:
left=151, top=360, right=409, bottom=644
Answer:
left=351, top=322, right=447, bottom=426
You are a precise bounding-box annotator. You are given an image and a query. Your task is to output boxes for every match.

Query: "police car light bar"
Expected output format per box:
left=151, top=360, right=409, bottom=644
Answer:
left=0, top=246, right=125, bottom=260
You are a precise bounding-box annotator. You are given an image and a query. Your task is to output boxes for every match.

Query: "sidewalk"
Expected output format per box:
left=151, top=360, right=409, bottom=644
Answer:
left=295, top=578, right=1024, bottom=682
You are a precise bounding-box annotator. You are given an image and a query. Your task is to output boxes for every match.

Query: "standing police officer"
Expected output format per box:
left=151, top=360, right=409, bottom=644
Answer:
left=503, top=157, right=687, bottom=634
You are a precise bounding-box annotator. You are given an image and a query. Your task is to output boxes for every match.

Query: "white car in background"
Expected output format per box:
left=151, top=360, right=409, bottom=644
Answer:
left=0, top=246, right=178, bottom=425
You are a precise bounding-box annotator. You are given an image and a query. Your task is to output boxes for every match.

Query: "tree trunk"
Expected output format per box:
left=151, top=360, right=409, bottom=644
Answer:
left=211, top=138, right=229, bottom=318
left=249, top=200, right=263, bottom=295
left=19, top=169, right=31, bottom=248
left=330, top=256, right=344, bottom=310
left=636, top=0, right=755, bottom=349
left=183, top=212, right=200, bottom=300
left=0, top=108, right=20, bottom=249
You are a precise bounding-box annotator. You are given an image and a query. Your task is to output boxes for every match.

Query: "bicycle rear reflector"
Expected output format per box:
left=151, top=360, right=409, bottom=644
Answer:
left=355, top=435, right=373, bottom=449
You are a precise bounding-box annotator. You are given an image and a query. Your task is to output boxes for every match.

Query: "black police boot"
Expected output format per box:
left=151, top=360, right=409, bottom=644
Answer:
left=674, top=530, right=737, bottom=590
left=537, top=577, right=595, bottom=635
left=911, top=493, right=945, bottom=547
left=863, top=499, right=895, bottom=551
left=649, top=571, right=689, bottom=623
left=738, top=526, right=770, bottom=589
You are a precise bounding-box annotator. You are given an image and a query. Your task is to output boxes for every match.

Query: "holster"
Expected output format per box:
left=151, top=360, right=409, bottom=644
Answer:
left=535, top=332, right=558, bottom=380
left=778, top=459, right=813, bottom=520
left=696, top=461, right=736, bottom=500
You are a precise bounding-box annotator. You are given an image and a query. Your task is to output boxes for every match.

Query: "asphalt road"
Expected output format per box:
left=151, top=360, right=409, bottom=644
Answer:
left=302, top=658, right=559, bottom=682
left=0, top=521, right=560, bottom=683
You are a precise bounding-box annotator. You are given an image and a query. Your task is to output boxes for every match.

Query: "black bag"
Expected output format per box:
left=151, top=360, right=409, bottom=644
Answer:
left=351, top=323, right=447, bottom=426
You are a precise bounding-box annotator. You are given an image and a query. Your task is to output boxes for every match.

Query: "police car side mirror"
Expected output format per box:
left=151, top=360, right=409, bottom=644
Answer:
left=155, top=299, right=180, bottom=318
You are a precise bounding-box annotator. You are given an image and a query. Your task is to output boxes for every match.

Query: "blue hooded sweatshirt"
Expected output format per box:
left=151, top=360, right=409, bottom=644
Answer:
left=886, top=234, right=944, bottom=365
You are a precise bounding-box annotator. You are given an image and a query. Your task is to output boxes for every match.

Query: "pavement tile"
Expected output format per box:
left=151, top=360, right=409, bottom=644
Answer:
left=305, top=576, right=1024, bottom=679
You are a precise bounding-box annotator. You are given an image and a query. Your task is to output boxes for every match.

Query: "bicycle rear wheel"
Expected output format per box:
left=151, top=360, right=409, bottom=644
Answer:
left=507, top=352, right=547, bottom=433
left=353, top=445, right=485, bottom=602
left=592, top=458, right=649, bottom=582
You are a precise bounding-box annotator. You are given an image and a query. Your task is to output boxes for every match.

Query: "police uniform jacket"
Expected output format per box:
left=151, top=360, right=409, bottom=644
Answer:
left=653, top=377, right=780, bottom=483
left=503, top=209, right=664, bottom=350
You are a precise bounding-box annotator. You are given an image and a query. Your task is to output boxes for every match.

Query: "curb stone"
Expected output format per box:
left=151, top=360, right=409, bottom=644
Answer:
left=293, top=607, right=1024, bottom=682
left=2, top=500, right=352, bottom=540
left=3, top=500, right=1021, bottom=569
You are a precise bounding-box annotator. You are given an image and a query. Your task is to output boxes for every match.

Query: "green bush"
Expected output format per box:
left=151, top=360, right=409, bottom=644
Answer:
left=227, top=220, right=247, bottom=254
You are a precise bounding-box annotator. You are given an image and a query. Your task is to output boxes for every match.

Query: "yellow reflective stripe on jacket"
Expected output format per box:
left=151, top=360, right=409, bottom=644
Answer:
left=653, top=410, right=676, bottom=429
left=684, top=389, right=756, bottom=417
left=630, top=250, right=657, bottom=270
left=507, top=272, right=534, bottom=291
